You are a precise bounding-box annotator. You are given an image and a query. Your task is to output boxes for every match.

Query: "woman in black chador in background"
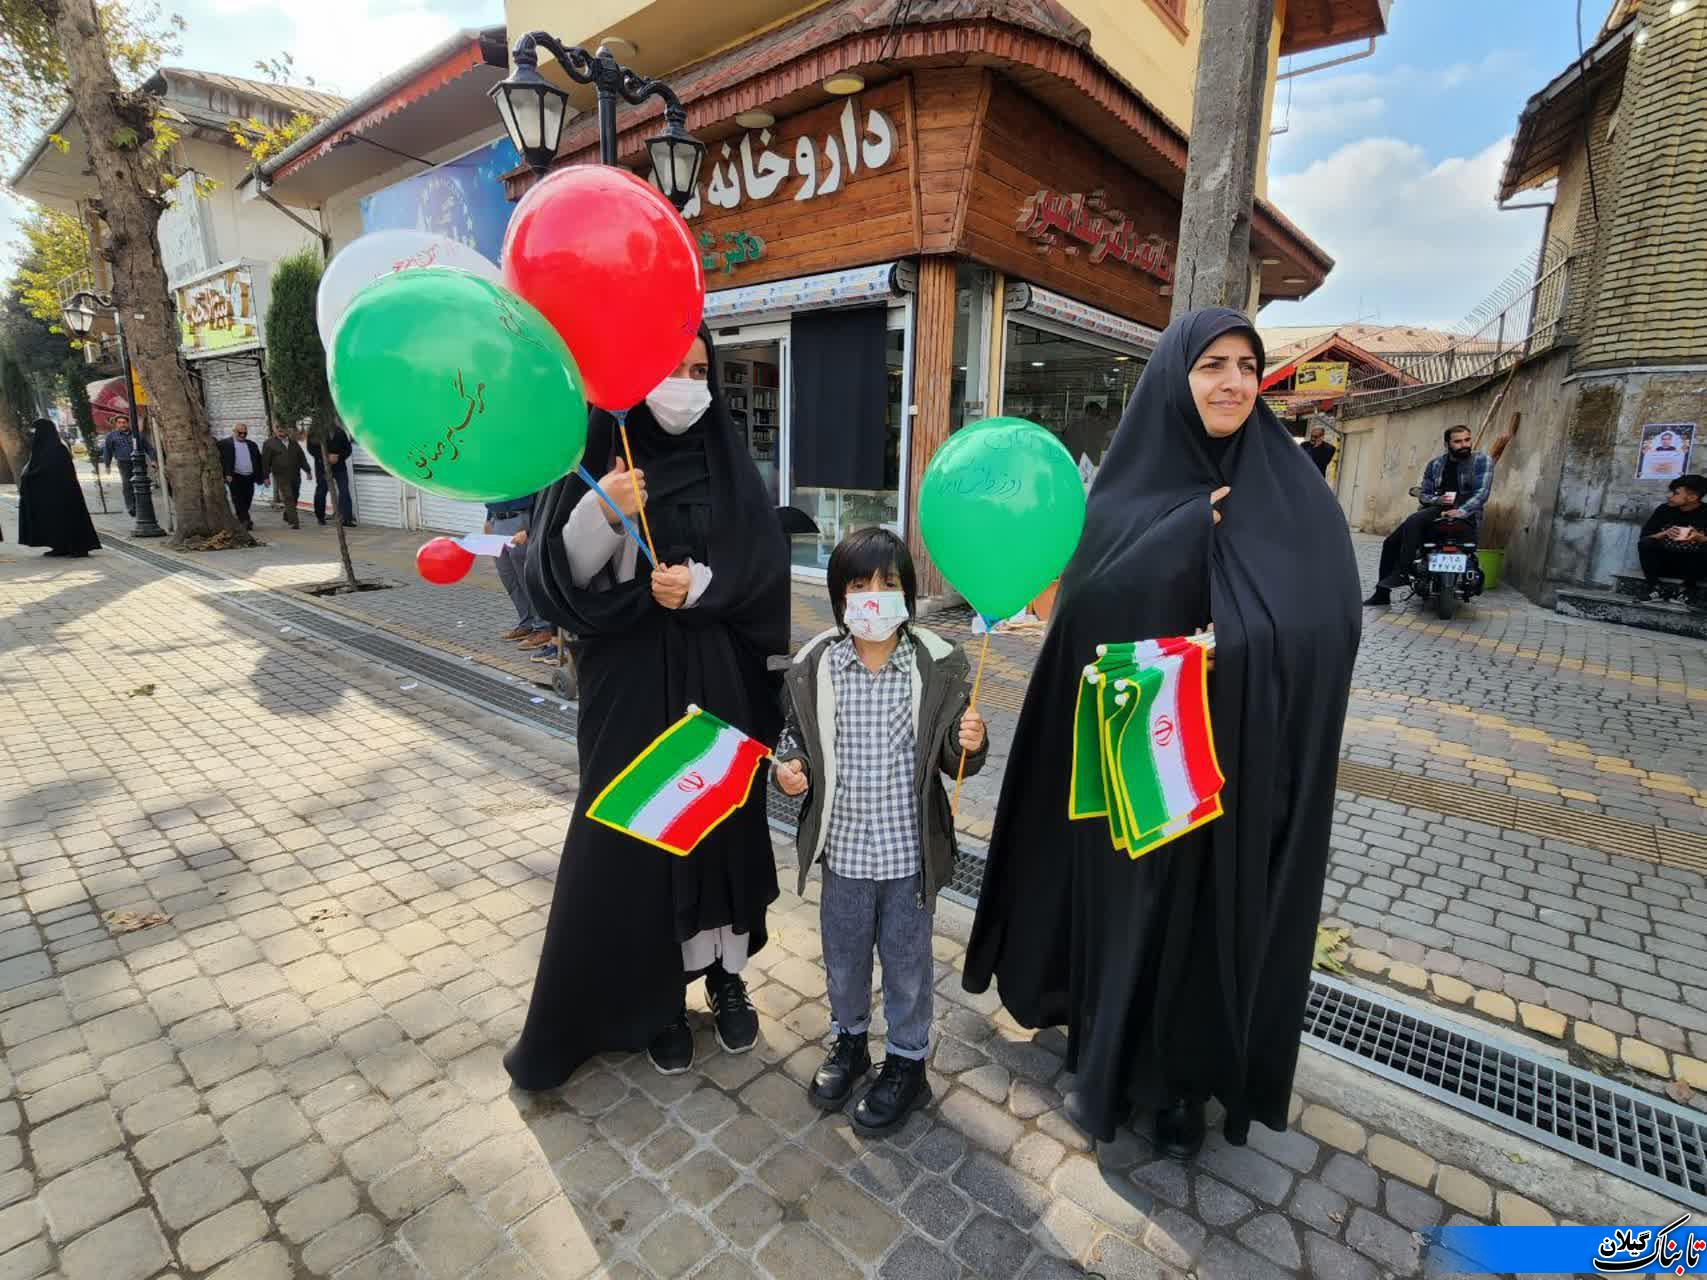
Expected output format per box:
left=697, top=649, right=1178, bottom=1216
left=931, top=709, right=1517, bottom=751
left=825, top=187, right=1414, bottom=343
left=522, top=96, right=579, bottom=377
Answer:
left=18, top=419, right=101, bottom=558
left=963, top=308, right=1361, bottom=1157
left=505, top=328, right=790, bottom=1089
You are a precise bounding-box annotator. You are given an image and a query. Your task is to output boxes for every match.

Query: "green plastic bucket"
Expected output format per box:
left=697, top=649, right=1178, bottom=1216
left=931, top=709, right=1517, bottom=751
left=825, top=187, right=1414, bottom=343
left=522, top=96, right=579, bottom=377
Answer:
left=1477, top=549, right=1505, bottom=592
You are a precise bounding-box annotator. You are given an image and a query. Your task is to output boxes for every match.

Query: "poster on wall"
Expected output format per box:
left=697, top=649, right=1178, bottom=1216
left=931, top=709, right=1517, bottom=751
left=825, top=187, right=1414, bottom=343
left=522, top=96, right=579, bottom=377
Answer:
left=175, top=263, right=263, bottom=356
left=1636, top=422, right=1696, bottom=480
left=359, top=136, right=521, bottom=264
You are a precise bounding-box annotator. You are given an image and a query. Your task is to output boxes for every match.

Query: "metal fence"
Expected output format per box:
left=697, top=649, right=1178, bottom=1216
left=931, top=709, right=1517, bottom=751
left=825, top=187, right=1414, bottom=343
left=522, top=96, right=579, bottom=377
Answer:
left=1347, top=239, right=1572, bottom=406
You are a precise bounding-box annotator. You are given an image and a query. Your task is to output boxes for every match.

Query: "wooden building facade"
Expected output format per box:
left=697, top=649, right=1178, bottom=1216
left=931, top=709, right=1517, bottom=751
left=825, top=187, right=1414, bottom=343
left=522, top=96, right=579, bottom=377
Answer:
left=503, top=2, right=1338, bottom=589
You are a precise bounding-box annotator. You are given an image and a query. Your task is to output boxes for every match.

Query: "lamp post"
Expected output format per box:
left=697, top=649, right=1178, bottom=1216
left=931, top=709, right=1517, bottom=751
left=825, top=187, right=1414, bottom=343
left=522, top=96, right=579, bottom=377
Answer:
left=491, top=33, right=706, bottom=211
left=61, top=289, right=164, bottom=538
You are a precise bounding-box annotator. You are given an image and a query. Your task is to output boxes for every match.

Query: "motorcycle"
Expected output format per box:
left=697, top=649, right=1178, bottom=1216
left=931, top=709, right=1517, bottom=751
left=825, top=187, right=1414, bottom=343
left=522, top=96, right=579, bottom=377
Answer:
left=1403, top=486, right=1484, bottom=619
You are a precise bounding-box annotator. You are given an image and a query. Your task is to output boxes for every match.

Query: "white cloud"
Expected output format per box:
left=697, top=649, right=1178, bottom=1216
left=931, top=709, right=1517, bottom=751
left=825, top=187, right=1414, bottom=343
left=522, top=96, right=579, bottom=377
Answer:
left=178, top=0, right=474, bottom=97
left=1265, top=134, right=1552, bottom=329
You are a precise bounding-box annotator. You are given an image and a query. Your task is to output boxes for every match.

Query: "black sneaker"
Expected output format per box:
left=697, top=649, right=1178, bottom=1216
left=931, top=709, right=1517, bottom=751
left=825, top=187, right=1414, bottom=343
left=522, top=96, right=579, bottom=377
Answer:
left=808, top=1032, right=871, bottom=1110
left=1154, top=1097, right=1206, bottom=1161
left=647, top=1011, right=693, bottom=1075
left=706, top=969, right=758, bottom=1054
left=1362, top=589, right=1391, bottom=607
left=851, top=1056, right=930, bottom=1136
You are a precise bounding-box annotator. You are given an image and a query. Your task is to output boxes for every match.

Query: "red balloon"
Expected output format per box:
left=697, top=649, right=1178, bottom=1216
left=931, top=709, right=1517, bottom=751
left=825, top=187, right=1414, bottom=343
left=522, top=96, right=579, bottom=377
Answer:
left=502, top=166, right=706, bottom=412
left=416, top=537, right=475, bottom=586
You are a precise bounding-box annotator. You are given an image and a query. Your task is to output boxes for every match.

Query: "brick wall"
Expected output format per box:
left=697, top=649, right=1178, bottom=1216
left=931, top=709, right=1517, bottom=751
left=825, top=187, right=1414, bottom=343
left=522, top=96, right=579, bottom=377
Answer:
left=1576, top=0, right=1707, bottom=368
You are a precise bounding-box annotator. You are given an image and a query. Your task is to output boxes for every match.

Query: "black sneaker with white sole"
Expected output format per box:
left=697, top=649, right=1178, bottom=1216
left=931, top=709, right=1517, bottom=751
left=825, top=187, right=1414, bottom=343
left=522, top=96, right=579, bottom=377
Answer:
left=648, top=1011, right=694, bottom=1075
left=706, top=968, right=758, bottom=1053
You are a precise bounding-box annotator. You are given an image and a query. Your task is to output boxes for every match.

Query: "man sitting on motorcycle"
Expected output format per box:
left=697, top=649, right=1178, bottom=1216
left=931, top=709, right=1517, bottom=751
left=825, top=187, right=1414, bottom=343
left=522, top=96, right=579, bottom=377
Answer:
left=1365, top=425, right=1494, bottom=607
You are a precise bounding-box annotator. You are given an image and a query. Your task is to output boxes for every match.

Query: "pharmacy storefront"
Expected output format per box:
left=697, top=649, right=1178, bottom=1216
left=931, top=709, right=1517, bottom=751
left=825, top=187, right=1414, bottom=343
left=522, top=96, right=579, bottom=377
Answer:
left=512, top=24, right=1329, bottom=584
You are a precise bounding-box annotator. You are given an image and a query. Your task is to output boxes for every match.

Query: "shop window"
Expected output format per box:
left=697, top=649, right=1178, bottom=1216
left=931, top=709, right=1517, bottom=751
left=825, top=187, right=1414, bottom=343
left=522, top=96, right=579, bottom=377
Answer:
left=1002, top=321, right=1146, bottom=484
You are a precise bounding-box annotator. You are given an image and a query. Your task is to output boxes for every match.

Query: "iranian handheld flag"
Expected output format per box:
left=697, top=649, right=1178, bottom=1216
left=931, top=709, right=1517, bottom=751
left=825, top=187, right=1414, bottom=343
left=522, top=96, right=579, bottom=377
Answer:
left=1068, top=635, right=1224, bottom=859
left=1112, top=645, right=1225, bottom=857
left=587, top=706, right=773, bottom=857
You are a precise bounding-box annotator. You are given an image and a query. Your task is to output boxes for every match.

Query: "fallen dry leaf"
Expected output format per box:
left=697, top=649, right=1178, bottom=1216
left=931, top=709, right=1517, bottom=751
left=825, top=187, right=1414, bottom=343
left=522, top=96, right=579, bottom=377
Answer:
left=103, top=909, right=170, bottom=934
left=1667, top=1079, right=1695, bottom=1105
left=128, top=683, right=156, bottom=698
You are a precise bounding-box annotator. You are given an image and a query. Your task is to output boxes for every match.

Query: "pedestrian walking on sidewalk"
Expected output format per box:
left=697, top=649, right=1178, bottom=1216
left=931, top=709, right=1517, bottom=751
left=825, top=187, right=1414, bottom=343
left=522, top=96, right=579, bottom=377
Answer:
left=98, top=417, right=153, bottom=516
left=18, top=419, right=101, bottom=558
left=309, top=424, right=356, bottom=527
left=773, top=528, right=987, bottom=1135
left=261, top=424, right=312, bottom=529
left=963, top=309, right=1361, bottom=1159
left=503, top=328, right=789, bottom=1090
left=486, top=491, right=551, bottom=648
left=218, top=423, right=263, bottom=531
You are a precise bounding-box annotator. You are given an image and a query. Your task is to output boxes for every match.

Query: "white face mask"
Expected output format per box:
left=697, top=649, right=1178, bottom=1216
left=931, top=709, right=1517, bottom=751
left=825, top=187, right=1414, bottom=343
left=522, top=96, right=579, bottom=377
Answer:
left=645, top=377, right=712, bottom=434
left=843, top=590, right=909, bottom=642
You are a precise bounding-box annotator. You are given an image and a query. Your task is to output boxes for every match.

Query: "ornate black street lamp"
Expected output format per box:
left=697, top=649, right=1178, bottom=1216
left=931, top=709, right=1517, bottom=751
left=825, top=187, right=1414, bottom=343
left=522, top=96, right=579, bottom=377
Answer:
left=61, top=289, right=164, bottom=538
left=491, top=33, right=706, bottom=212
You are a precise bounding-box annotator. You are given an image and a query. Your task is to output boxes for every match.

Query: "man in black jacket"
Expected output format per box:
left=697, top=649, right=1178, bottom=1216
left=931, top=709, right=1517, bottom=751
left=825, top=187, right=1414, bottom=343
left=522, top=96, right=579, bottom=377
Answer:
left=1637, top=474, right=1707, bottom=601
left=308, top=424, right=356, bottom=527
left=216, top=423, right=263, bottom=530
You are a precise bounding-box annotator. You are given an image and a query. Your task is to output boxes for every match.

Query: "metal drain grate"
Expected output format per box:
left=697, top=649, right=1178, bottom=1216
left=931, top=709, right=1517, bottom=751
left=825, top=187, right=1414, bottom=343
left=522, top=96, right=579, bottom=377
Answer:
left=1305, top=973, right=1707, bottom=1210
left=104, top=538, right=583, bottom=739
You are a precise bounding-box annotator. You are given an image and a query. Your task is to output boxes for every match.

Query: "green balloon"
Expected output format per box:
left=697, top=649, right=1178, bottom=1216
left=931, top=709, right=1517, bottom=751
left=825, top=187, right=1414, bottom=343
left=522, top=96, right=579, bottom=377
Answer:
left=918, top=416, right=1087, bottom=621
left=328, top=268, right=587, bottom=502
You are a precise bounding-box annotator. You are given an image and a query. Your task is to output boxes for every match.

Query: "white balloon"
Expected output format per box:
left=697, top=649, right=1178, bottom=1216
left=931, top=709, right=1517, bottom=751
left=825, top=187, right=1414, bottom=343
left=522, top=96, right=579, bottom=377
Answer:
left=317, top=230, right=501, bottom=343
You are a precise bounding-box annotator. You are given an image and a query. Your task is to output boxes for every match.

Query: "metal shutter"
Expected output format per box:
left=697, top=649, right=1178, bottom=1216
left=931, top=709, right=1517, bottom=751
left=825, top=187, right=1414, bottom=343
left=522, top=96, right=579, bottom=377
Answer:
left=350, top=442, right=405, bottom=528
left=416, top=490, right=488, bottom=534
left=197, top=356, right=267, bottom=439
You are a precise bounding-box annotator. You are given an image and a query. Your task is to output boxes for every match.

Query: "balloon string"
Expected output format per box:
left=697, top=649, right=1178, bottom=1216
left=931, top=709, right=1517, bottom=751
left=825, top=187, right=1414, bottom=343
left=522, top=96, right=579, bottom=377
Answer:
left=951, top=630, right=991, bottom=822
left=576, top=465, right=657, bottom=568
left=615, top=410, right=661, bottom=570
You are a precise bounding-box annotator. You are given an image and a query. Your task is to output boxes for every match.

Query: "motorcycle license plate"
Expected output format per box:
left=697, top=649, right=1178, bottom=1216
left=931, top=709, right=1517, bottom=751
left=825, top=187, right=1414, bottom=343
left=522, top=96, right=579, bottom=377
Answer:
left=1428, top=553, right=1469, bottom=573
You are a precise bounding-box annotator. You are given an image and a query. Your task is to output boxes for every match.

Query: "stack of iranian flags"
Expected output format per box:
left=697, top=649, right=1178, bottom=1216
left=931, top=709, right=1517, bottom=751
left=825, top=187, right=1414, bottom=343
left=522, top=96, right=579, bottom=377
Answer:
left=1069, top=634, right=1225, bottom=858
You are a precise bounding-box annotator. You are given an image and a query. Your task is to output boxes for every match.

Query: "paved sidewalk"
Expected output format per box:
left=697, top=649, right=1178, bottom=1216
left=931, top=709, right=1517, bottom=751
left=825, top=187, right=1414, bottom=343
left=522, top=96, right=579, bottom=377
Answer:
left=13, top=486, right=1707, bottom=1091
left=0, top=533, right=1678, bottom=1280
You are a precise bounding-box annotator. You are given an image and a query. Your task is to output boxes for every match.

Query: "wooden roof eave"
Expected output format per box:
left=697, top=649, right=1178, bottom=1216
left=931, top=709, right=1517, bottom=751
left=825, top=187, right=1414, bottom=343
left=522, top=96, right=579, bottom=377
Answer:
left=504, top=19, right=1333, bottom=289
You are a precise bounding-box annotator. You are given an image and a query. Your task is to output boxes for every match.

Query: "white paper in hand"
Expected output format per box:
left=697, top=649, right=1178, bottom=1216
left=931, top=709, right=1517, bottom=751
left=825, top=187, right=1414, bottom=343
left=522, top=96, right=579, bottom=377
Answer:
left=456, top=533, right=512, bottom=557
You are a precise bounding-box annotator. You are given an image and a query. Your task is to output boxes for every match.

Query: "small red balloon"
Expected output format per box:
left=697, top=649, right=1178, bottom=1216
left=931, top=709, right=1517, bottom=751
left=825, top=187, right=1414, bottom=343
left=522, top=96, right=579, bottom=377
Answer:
left=502, top=166, right=706, bottom=412
left=416, top=537, right=475, bottom=585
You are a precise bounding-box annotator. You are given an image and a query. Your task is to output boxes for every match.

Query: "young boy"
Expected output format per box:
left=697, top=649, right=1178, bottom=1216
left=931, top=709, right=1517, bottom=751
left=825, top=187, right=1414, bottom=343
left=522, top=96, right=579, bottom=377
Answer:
left=774, top=527, right=988, bottom=1135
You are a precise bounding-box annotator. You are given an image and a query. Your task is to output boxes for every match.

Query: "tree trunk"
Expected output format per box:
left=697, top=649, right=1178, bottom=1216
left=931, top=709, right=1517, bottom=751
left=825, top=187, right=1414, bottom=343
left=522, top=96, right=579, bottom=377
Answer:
left=0, top=414, right=27, bottom=482
left=44, top=0, right=249, bottom=547
left=327, top=466, right=357, bottom=589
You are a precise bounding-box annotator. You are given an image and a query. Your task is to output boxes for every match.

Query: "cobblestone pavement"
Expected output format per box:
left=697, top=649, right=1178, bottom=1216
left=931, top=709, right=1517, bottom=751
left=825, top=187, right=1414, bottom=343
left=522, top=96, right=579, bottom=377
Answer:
left=23, top=490, right=1707, bottom=1098
left=0, top=528, right=1681, bottom=1279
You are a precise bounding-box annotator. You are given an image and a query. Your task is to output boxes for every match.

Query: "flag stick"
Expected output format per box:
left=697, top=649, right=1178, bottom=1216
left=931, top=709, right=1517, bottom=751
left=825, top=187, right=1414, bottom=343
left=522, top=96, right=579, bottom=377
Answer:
left=951, top=630, right=992, bottom=820
left=615, top=411, right=661, bottom=570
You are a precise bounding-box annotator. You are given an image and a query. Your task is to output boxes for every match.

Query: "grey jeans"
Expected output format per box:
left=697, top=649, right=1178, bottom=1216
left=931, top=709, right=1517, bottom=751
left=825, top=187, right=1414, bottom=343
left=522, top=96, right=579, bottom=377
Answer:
left=820, top=868, right=934, bottom=1060
left=491, top=512, right=544, bottom=631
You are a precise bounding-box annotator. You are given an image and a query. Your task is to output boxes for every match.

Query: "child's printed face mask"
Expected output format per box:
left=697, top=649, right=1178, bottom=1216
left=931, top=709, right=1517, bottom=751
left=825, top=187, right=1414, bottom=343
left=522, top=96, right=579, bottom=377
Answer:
left=843, top=591, right=908, bottom=642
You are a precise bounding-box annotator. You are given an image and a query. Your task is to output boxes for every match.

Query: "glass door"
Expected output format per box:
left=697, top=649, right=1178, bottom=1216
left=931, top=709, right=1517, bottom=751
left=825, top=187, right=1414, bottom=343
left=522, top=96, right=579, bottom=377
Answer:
left=711, top=324, right=789, bottom=505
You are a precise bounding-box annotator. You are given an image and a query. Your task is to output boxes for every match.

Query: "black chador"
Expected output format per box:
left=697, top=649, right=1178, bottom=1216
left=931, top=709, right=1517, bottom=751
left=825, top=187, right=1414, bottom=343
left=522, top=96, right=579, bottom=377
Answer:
left=962, top=309, right=1361, bottom=1146
left=18, top=420, right=101, bottom=558
left=505, top=329, right=790, bottom=1089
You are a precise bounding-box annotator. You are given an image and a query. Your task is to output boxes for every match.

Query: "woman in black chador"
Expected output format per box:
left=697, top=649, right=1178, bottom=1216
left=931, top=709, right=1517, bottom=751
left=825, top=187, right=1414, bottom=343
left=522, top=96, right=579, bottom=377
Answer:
left=506, top=328, right=790, bottom=1089
left=962, top=308, right=1360, bottom=1157
left=18, top=419, right=101, bottom=558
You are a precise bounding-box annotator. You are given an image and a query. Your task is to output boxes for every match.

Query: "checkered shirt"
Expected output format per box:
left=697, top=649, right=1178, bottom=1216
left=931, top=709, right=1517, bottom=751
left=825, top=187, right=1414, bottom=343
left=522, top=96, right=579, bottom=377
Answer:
left=823, top=632, right=921, bottom=880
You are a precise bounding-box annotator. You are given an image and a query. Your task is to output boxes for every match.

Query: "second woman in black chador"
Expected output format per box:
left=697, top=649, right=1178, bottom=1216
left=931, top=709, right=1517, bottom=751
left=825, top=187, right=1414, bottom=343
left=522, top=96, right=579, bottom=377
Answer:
left=504, top=329, right=790, bottom=1089
left=963, top=308, right=1361, bottom=1156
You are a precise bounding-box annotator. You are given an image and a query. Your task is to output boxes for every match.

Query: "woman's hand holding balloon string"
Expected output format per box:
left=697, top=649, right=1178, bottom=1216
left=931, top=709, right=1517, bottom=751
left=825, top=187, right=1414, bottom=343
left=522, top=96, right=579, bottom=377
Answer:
left=598, top=457, right=647, bottom=528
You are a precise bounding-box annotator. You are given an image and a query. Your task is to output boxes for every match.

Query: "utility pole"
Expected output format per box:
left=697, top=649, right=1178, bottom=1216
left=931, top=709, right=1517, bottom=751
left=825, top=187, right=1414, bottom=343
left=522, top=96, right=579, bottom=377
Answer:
left=1171, top=0, right=1276, bottom=319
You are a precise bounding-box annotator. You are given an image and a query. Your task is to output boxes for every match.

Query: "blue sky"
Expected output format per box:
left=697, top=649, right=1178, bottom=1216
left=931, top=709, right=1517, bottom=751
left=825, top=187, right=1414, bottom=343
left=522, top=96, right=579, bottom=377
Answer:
left=1264, top=0, right=1587, bottom=329
left=1, top=0, right=1595, bottom=332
